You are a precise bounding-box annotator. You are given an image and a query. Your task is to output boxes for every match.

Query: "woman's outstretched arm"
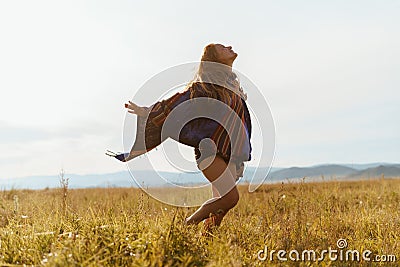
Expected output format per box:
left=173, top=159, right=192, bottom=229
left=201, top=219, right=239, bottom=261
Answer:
left=121, top=101, right=153, bottom=161
left=120, top=90, right=190, bottom=162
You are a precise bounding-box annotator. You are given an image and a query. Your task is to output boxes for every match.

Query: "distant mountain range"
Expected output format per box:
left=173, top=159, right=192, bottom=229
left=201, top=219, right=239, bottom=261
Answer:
left=262, top=163, right=400, bottom=182
left=0, top=163, right=399, bottom=190
left=347, top=165, right=400, bottom=179
left=267, top=164, right=356, bottom=180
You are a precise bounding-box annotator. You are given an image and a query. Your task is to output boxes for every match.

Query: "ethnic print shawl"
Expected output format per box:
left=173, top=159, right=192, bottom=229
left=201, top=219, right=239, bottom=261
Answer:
left=131, top=82, right=252, bottom=165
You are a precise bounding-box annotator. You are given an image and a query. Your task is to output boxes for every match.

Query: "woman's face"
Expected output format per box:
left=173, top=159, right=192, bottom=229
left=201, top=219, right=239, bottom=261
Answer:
left=215, top=44, right=237, bottom=66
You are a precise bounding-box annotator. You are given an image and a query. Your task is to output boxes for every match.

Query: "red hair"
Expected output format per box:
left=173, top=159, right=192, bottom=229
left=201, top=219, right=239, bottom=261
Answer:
left=189, top=44, right=237, bottom=103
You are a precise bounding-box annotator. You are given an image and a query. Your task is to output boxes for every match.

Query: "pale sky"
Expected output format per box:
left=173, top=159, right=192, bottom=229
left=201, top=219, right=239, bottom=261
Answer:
left=0, top=0, right=399, bottom=178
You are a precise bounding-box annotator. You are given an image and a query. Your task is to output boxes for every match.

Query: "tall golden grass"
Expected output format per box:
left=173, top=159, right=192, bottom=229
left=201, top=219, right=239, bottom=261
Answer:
left=0, top=178, right=398, bottom=266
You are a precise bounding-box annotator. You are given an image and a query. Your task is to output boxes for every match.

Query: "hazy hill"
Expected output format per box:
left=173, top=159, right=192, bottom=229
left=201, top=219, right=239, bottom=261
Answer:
left=341, top=163, right=400, bottom=170
left=1, top=163, right=399, bottom=190
left=347, top=165, right=400, bottom=179
left=267, top=164, right=357, bottom=180
left=0, top=171, right=205, bottom=190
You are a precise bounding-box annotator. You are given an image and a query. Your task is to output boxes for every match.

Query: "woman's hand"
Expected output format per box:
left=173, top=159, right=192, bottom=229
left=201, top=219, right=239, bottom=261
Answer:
left=124, top=101, right=149, bottom=116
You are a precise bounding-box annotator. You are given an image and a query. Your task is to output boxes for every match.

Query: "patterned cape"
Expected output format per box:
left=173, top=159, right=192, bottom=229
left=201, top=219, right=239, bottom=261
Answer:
left=131, top=82, right=252, bottom=173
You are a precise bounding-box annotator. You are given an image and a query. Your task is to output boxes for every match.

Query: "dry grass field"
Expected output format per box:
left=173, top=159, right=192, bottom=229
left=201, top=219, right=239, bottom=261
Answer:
left=0, top=178, right=399, bottom=266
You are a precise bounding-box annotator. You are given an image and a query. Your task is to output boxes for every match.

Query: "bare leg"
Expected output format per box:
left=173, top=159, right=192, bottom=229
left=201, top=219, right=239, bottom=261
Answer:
left=186, top=156, right=239, bottom=225
left=198, top=156, right=222, bottom=198
left=212, top=184, right=220, bottom=198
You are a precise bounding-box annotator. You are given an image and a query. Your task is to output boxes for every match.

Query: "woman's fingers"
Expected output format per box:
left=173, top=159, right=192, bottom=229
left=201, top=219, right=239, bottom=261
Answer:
left=128, top=101, right=143, bottom=111
left=125, top=101, right=138, bottom=112
left=125, top=101, right=149, bottom=116
left=125, top=101, right=137, bottom=108
left=127, top=109, right=144, bottom=115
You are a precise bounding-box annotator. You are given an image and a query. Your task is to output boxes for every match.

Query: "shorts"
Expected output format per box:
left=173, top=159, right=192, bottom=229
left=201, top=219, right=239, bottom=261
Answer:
left=194, top=147, right=244, bottom=181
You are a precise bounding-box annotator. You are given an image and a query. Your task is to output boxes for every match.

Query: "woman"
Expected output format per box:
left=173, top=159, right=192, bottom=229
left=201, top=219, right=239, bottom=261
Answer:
left=109, top=44, right=252, bottom=231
